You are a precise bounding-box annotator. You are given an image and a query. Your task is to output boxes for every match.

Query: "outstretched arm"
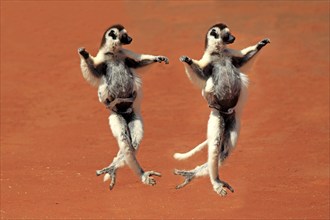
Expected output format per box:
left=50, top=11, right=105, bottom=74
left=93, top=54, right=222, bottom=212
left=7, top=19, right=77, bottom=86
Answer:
left=228, top=38, right=270, bottom=69
left=120, top=48, right=169, bottom=68
left=78, top=47, right=106, bottom=87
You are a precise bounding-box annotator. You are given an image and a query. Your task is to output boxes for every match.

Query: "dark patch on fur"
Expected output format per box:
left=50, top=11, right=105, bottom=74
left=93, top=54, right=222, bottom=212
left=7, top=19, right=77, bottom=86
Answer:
left=125, top=57, right=155, bottom=68
left=202, top=63, right=214, bottom=78
left=120, top=33, right=132, bottom=45
left=119, top=109, right=135, bottom=122
left=232, top=50, right=257, bottom=68
left=114, top=102, right=134, bottom=115
left=211, top=52, right=220, bottom=56
left=210, top=29, right=219, bottom=39
left=95, top=62, right=107, bottom=76
left=110, top=24, right=125, bottom=31
left=212, top=23, right=228, bottom=30
left=220, top=113, right=236, bottom=161
left=108, top=30, right=117, bottom=40
left=188, top=61, right=208, bottom=80
left=222, top=32, right=230, bottom=42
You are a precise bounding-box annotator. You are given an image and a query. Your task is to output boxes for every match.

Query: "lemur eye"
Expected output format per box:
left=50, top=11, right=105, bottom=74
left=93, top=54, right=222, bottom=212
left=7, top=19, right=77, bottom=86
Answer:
left=108, top=30, right=117, bottom=40
left=210, top=29, right=219, bottom=39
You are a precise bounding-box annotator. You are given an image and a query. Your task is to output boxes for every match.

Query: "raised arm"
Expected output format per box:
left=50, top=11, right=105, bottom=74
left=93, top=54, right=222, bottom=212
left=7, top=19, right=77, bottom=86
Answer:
left=227, top=38, right=270, bottom=69
left=78, top=47, right=106, bottom=87
left=179, top=55, right=214, bottom=89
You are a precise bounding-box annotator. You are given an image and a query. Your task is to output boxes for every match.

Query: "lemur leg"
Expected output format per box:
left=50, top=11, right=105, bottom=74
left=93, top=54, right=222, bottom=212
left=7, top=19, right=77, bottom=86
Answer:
left=126, top=112, right=161, bottom=185
left=96, top=113, right=133, bottom=190
left=174, top=114, right=240, bottom=192
left=96, top=112, right=145, bottom=190
left=128, top=112, right=144, bottom=151
left=229, top=38, right=270, bottom=69
left=218, top=114, right=239, bottom=162
left=97, top=112, right=160, bottom=188
left=207, top=110, right=232, bottom=196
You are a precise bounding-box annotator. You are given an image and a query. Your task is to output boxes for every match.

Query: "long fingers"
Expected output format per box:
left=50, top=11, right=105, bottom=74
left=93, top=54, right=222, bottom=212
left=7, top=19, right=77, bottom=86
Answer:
left=220, top=180, right=234, bottom=193
left=109, top=174, right=116, bottom=190
left=174, top=169, right=195, bottom=189
left=141, top=171, right=162, bottom=186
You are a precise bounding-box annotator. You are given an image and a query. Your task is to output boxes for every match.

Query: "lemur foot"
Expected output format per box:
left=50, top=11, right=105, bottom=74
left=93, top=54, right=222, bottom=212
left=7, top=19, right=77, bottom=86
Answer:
left=78, top=47, right=90, bottom=59
left=212, top=179, right=234, bottom=197
left=155, top=56, right=169, bottom=64
left=141, top=171, right=162, bottom=186
left=174, top=169, right=195, bottom=189
left=179, top=56, right=192, bottom=64
left=96, top=165, right=117, bottom=190
left=257, top=38, right=271, bottom=50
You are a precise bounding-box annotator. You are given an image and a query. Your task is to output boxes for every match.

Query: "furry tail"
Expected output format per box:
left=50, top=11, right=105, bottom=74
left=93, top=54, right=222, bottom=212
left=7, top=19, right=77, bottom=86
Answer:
left=173, top=140, right=208, bottom=160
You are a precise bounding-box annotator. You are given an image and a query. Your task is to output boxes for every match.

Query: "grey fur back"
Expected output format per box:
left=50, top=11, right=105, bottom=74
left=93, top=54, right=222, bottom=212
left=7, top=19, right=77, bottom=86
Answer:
left=105, top=60, right=135, bottom=99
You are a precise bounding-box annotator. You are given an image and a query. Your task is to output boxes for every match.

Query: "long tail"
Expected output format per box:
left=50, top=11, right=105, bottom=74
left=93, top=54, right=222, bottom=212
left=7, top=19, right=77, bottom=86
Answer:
left=173, top=140, right=208, bottom=160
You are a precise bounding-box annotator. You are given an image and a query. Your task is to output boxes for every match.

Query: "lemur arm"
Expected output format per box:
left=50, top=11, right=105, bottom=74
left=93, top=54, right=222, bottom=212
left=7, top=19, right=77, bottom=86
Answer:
left=180, top=56, right=210, bottom=81
left=180, top=55, right=213, bottom=89
left=228, top=38, right=270, bottom=69
left=120, top=48, right=169, bottom=68
left=78, top=48, right=106, bottom=87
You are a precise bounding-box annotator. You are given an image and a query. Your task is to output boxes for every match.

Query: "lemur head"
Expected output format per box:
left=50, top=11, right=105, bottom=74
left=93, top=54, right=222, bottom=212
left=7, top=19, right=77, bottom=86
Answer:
left=100, top=24, right=132, bottom=52
left=205, top=23, right=235, bottom=51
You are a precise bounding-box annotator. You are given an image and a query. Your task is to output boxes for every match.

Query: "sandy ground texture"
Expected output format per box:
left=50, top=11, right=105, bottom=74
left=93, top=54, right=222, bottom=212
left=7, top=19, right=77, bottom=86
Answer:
left=1, top=1, right=329, bottom=219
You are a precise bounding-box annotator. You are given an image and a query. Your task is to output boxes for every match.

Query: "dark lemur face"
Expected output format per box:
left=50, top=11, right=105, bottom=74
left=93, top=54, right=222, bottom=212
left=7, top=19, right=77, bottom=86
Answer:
left=120, top=32, right=132, bottom=45
left=100, top=24, right=133, bottom=49
left=205, top=23, right=236, bottom=49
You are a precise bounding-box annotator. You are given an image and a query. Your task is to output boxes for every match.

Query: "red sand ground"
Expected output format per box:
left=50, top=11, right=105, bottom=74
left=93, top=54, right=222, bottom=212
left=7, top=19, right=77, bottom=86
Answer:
left=1, top=1, right=329, bottom=219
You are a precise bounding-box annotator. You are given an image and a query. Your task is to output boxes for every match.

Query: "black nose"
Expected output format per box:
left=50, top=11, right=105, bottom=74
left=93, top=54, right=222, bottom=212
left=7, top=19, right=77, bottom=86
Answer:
left=225, top=34, right=235, bottom=44
left=121, top=34, right=132, bottom=45
left=229, top=35, right=235, bottom=43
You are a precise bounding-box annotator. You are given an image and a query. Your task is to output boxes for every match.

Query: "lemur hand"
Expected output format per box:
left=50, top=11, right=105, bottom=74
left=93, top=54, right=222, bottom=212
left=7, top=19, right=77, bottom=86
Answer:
left=155, top=56, right=169, bottom=64
left=257, top=38, right=271, bottom=50
left=78, top=47, right=89, bottom=59
left=179, top=56, right=193, bottom=64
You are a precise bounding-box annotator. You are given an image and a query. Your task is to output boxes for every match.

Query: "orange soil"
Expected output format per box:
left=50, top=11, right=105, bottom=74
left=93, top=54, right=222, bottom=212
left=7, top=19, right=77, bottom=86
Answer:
left=1, top=1, right=329, bottom=219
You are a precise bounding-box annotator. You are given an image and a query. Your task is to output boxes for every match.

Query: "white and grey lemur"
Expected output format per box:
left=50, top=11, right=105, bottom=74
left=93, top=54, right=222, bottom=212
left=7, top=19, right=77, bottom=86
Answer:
left=174, top=23, right=270, bottom=196
left=78, top=24, right=169, bottom=190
